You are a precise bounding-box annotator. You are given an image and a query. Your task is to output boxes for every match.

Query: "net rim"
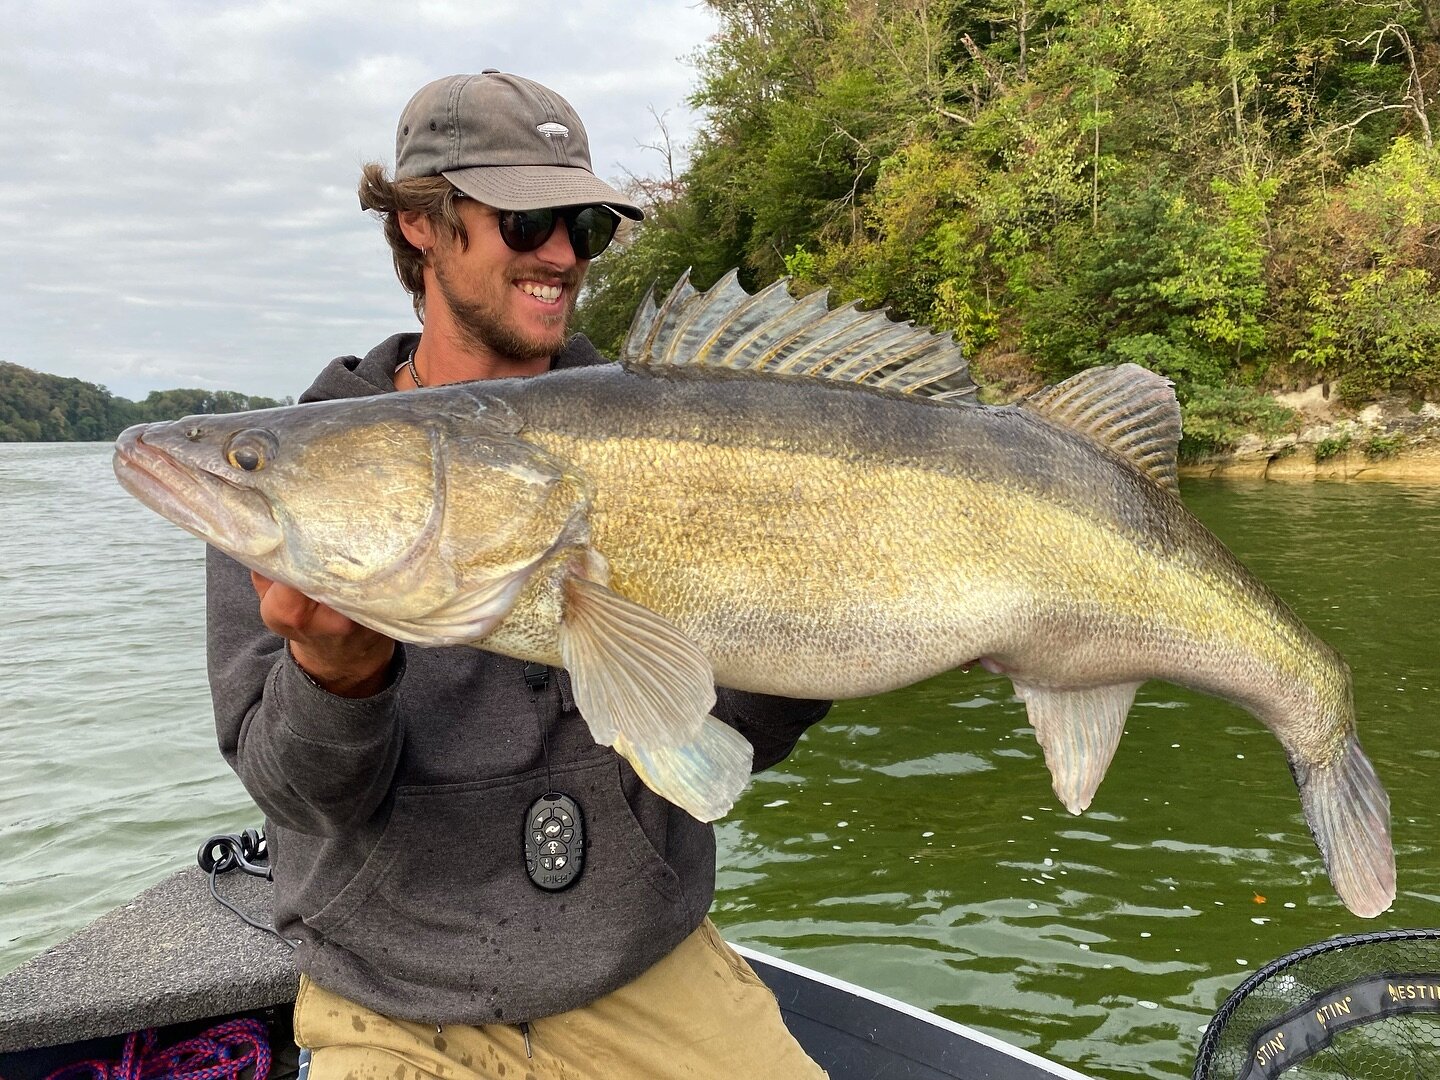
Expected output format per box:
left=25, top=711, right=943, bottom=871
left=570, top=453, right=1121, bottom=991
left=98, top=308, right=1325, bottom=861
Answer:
left=1192, top=927, right=1440, bottom=1078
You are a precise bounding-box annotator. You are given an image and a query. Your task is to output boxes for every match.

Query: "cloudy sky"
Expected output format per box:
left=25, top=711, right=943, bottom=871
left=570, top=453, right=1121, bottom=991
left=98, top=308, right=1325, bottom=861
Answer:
left=4, top=1, right=718, bottom=402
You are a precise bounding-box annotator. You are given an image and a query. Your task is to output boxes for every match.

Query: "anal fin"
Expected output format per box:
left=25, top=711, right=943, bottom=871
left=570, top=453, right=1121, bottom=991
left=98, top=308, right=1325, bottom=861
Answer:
left=614, top=719, right=754, bottom=822
left=1013, top=680, right=1141, bottom=813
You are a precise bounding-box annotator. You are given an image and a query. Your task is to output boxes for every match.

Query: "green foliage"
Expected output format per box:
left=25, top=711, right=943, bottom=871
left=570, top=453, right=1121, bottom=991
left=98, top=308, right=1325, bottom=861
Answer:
left=0, top=362, right=290, bottom=443
left=1178, top=383, right=1297, bottom=459
left=801, top=137, right=1001, bottom=340
left=1017, top=174, right=1273, bottom=396
left=1314, top=432, right=1352, bottom=461
left=781, top=245, right=821, bottom=282
left=585, top=0, right=1440, bottom=438
left=1365, top=432, right=1405, bottom=459
left=1285, top=137, right=1440, bottom=399
left=1332, top=268, right=1440, bottom=401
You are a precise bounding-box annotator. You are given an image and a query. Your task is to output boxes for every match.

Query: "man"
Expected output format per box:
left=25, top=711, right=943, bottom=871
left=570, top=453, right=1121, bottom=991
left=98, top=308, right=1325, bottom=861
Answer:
left=206, top=71, right=831, bottom=1079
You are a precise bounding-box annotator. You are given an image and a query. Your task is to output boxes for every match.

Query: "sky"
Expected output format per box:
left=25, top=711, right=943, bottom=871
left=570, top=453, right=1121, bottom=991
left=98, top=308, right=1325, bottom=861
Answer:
left=3, top=1, right=719, bottom=402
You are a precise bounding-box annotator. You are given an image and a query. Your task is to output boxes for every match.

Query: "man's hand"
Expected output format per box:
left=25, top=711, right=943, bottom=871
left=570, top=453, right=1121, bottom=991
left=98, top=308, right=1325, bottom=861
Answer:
left=251, top=571, right=396, bottom=698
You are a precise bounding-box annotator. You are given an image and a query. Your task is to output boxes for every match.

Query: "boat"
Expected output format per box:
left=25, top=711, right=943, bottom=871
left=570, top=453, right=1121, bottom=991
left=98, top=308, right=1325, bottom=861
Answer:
left=0, top=837, right=1094, bottom=1080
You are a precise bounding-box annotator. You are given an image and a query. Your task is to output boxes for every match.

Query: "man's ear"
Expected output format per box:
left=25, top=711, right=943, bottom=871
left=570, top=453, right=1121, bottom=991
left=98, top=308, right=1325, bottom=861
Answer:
left=398, top=210, right=438, bottom=251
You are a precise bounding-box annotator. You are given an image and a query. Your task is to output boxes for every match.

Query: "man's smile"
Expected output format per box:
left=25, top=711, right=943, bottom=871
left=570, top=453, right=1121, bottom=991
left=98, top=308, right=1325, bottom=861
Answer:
left=518, top=280, right=564, bottom=304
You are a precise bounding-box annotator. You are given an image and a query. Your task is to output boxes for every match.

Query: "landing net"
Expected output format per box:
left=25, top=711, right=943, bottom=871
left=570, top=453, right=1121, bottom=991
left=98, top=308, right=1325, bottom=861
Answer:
left=1193, top=928, right=1440, bottom=1080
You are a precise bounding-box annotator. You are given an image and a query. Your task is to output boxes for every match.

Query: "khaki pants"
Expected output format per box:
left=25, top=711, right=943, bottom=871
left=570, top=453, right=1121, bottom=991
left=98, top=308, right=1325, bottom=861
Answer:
left=294, top=919, right=828, bottom=1080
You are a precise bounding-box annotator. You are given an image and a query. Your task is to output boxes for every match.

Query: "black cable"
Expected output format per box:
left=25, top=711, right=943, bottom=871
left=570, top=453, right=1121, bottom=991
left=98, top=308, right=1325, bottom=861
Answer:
left=206, top=862, right=296, bottom=950
left=201, top=833, right=298, bottom=951
left=524, top=663, right=554, bottom=793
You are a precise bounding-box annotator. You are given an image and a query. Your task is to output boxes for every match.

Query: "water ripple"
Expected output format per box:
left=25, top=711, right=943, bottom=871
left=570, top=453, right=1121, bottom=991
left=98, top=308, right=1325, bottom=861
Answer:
left=1, top=443, right=254, bottom=981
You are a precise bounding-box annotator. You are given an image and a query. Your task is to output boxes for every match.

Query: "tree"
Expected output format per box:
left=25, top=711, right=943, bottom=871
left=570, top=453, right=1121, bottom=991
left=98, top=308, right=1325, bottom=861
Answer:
left=0, top=362, right=291, bottom=442
left=582, top=0, right=1440, bottom=414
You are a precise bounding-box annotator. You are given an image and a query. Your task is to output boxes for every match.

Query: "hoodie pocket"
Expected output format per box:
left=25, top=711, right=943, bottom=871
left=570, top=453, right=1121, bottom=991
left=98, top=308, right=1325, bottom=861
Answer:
left=306, top=754, right=688, bottom=981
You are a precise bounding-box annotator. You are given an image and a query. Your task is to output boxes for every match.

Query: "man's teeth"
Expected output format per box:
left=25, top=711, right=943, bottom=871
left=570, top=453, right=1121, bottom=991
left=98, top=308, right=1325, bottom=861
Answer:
left=519, top=282, right=563, bottom=302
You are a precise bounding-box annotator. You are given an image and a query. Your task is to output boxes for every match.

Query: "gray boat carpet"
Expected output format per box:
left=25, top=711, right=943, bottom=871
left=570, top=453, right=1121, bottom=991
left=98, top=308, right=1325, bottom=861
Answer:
left=0, top=867, right=297, bottom=1052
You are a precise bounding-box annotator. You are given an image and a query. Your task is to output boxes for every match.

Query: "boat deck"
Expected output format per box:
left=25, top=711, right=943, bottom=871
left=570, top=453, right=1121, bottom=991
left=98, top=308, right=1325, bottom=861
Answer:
left=0, top=867, right=1093, bottom=1079
left=0, top=869, right=294, bottom=1053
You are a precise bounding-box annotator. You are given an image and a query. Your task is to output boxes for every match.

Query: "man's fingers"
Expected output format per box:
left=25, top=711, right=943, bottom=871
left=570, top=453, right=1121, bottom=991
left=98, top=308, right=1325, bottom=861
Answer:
left=256, top=579, right=319, bottom=637
left=244, top=570, right=394, bottom=695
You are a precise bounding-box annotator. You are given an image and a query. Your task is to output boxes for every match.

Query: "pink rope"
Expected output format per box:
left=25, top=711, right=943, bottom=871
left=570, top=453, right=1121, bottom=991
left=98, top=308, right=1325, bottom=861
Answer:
left=14, top=1018, right=270, bottom=1080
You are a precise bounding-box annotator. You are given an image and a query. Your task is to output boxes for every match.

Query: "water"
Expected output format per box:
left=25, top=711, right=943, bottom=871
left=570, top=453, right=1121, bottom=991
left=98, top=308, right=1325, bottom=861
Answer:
left=3, top=443, right=1438, bottom=1078
left=0, top=443, right=255, bottom=968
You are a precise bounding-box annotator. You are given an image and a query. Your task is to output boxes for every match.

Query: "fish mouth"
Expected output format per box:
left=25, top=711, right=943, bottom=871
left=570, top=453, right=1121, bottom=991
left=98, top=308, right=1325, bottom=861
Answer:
left=113, top=425, right=283, bottom=558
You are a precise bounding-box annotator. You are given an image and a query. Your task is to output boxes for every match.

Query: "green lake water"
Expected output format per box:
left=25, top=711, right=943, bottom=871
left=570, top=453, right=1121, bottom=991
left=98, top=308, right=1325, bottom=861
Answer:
left=2, top=443, right=1437, bottom=1078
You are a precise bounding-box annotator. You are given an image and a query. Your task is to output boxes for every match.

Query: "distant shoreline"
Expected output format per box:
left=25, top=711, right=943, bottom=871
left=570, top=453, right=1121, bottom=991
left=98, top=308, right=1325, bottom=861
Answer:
left=13, top=379, right=1440, bottom=484
left=1181, top=444, right=1440, bottom=483
left=1180, top=384, right=1440, bottom=484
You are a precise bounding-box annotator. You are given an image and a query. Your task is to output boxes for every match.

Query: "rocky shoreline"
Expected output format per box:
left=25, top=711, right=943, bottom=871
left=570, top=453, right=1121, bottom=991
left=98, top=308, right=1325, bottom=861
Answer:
left=1179, top=385, right=1440, bottom=483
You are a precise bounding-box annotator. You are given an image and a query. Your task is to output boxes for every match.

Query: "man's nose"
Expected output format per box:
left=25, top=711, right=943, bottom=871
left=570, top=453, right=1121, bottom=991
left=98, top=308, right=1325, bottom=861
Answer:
left=535, top=217, right=581, bottom=269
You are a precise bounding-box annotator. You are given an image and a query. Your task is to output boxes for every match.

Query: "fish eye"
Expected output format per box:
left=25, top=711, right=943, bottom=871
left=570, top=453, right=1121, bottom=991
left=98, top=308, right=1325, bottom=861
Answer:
left=224, top=429, right=278, bottom=473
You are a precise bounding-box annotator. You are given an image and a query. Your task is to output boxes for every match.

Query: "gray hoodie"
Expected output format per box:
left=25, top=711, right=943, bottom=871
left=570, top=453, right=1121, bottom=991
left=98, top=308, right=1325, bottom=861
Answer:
left=206, top=332, right=829, bottom=1025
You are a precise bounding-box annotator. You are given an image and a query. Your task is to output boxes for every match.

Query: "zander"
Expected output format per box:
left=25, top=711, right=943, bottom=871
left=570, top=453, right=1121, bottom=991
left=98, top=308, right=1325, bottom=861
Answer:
left=113, top=271, right=1395, bottom=918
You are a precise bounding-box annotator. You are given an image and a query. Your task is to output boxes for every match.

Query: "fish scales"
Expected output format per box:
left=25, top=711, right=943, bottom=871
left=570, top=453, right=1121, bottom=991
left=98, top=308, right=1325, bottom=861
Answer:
left=111, top=273, right=1396, bottom=917
left=490, top=365, right=1331, bottom=714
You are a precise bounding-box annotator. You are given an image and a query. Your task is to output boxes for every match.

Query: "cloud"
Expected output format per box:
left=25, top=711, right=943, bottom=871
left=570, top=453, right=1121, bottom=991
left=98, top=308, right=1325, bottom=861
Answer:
left=2, top=0, right=716, bottom=401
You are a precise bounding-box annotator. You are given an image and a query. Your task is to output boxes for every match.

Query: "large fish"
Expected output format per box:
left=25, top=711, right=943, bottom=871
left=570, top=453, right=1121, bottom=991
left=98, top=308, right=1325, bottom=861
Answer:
left=113, top=271, right=1395, bottom=918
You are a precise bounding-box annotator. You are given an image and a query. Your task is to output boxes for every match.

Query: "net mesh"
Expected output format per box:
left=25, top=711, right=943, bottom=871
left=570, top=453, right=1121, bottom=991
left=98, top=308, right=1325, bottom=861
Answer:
left=1193, top=929, right=1440, bottom=1080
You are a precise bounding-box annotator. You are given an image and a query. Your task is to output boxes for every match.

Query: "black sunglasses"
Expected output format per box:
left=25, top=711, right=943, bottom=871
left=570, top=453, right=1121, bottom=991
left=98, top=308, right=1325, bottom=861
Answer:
left=496, top=205, right=621, bottom=260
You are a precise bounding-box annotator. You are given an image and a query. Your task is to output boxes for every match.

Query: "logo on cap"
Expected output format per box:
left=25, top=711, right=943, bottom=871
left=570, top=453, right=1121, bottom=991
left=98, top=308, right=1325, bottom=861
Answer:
left=536, top=122, right=570, bottom=139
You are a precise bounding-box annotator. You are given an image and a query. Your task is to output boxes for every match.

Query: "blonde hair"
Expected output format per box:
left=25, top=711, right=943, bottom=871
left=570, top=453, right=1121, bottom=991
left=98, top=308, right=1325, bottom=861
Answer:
left=357, top=163, right=471, bottom=320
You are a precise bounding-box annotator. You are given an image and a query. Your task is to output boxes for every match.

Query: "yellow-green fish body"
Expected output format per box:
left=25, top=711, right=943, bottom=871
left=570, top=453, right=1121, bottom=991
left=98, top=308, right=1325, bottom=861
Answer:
left=113, top=272, right=1394, bottom=919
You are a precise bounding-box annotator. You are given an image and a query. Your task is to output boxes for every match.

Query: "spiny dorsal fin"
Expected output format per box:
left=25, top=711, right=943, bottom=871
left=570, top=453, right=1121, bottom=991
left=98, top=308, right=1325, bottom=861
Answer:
left=621, top=270, right=976, bottom=401
left=620, top=284, right=660, bottom=364
left=1022, top=364, right=1182, bottom=493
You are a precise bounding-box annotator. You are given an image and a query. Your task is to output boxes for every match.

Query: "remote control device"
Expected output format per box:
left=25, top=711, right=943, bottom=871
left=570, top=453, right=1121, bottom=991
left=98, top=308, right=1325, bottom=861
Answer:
left=524, top=792, right=584, bottom=890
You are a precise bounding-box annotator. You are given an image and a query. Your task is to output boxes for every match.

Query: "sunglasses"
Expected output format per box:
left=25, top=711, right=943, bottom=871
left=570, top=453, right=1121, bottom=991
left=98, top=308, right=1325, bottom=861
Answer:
left=495, top=205, right=621, bottom=260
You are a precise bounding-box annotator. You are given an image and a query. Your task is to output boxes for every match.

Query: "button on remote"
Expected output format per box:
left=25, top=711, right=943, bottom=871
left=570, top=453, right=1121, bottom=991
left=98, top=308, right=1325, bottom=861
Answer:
left=524, top=792, right=584, bottom=890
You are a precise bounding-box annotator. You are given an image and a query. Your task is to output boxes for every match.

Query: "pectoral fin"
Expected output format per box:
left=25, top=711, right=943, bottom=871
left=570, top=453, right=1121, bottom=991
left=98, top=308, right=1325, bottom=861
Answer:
left=1013, top=680, right=1141, bottom=813
left=558, top=576, right=714, bottom=748
left=614, top=719, right=754, bottom=822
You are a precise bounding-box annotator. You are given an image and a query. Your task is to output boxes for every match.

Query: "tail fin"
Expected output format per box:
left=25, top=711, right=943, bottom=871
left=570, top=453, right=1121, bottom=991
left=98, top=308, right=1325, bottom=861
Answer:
left=1296, top=737, right=1395, bottom=918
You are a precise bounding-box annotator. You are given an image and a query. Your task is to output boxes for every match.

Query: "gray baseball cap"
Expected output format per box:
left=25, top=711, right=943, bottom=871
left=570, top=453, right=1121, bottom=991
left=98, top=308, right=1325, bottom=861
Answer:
left=395, top=71, right=643, bottom=220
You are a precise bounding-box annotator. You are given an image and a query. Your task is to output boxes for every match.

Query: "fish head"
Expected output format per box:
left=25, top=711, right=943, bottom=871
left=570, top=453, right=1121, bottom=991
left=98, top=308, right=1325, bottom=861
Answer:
left=114, top=411, right=288, bottom=562
left=114, top=387, right=589, bottom=642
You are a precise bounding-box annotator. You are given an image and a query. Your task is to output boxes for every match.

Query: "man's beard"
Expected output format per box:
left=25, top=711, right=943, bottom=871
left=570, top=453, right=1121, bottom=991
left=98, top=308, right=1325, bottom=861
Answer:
left=432, top=253, right=582, bottom=363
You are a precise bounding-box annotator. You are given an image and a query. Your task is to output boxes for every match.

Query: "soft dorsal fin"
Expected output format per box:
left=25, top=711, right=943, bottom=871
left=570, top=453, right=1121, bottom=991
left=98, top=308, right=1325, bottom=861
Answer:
left=1022, top=364, right=1182, bottom=493
left=621, top=270, right=976, bottom=401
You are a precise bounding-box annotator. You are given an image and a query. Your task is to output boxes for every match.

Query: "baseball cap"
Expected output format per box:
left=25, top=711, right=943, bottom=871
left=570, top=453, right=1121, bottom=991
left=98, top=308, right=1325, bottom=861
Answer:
left=395, top=71, right=643, bottom=220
